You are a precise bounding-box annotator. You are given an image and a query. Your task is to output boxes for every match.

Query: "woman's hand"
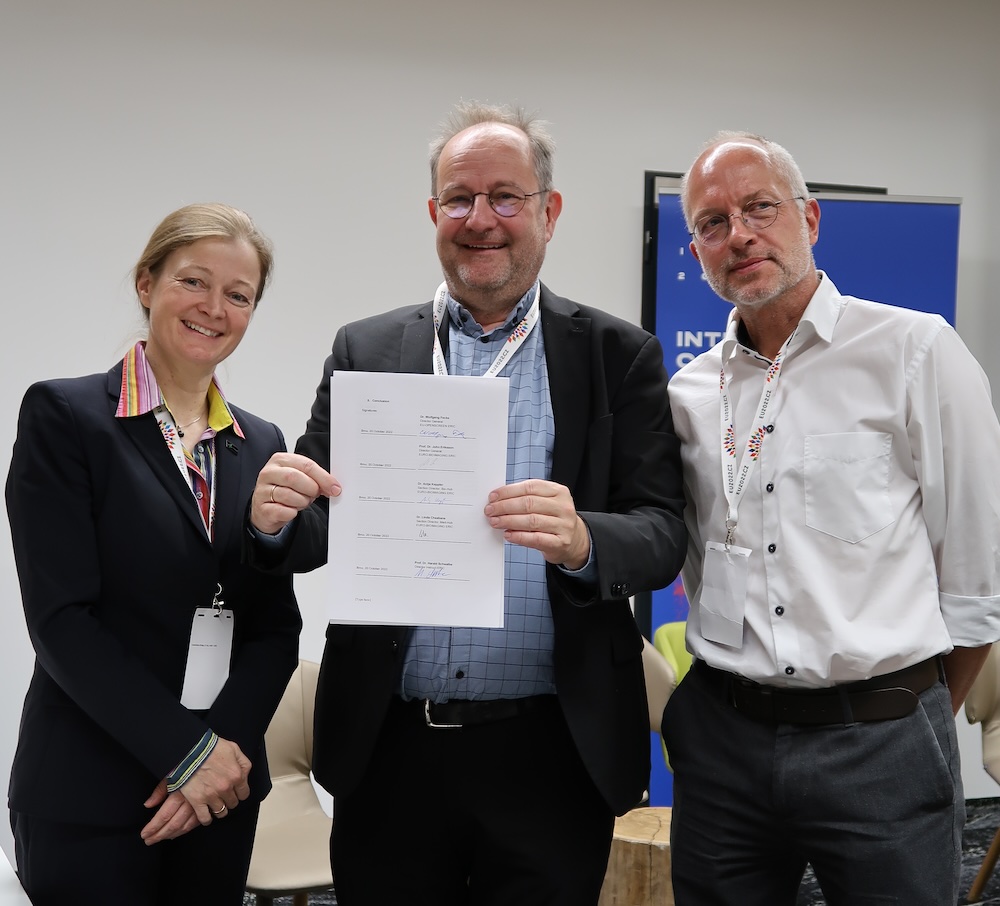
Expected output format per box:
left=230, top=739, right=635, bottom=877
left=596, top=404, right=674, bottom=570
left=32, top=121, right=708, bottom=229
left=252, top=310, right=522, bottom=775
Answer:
left=140, top=779, right=199, bottom=845
left=139, top=737, right=251, bottom=844
left=178, top=737, right=252, bottom=824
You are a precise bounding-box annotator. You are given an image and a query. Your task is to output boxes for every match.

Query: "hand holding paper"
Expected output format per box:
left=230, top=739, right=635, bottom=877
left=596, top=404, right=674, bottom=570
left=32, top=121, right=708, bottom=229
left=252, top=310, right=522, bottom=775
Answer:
left=484, top=479, right=590, bottom=569
left=250, top=451, right=341, bottom=535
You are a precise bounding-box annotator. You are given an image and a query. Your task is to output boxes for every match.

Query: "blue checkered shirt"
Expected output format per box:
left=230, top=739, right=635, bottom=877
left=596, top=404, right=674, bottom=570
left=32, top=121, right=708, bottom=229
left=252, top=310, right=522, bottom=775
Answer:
left=399, top=285, right=560, bottom=701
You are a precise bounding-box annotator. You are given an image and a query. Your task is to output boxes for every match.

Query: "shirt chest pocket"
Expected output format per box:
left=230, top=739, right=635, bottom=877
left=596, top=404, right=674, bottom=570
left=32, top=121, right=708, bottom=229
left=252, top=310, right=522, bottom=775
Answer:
left=804, top=432, right=894, bottom=543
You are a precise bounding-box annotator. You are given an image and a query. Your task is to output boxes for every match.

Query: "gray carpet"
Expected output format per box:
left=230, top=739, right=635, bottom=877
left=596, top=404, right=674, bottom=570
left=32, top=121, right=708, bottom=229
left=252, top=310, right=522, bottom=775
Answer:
left=243, top=797, right=1000, bottom=904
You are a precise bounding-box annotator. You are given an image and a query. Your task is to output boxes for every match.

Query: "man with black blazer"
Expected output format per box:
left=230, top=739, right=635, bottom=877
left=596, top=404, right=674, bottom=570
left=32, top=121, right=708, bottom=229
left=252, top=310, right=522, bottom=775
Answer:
left=245, top=101, right=686, bottom=906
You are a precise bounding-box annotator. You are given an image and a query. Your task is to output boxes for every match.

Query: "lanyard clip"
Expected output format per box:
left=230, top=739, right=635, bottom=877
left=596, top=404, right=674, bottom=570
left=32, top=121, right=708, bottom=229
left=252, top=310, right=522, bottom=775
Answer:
left=725, top=521, right=736, bottom=549
left=211, top=583, right=225, bottom=616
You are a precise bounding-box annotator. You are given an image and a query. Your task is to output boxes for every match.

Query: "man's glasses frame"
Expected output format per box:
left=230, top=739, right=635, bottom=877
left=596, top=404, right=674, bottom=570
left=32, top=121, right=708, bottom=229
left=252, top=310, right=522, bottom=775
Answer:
left=433, top=187, right=549, bottom=220
left=691, top=196, right=806, bottom=246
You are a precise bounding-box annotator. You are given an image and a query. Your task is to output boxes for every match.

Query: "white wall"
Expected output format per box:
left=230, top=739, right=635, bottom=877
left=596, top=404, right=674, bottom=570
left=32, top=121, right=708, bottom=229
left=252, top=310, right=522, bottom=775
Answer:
left=2, top=0, right=998, bottom=860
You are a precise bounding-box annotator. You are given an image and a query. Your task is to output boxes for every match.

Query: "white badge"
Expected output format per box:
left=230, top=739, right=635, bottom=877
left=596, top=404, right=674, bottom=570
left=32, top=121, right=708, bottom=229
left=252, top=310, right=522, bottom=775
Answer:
left=699, top=541, right=751, bottom=649
left=180, top=605, right=234, bottom=710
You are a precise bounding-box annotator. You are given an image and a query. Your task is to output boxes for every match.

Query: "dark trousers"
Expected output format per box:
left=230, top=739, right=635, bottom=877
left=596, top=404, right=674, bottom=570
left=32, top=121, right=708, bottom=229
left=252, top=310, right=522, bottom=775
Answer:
left=332, top=695, right=615, bottom=906
left=662, top=664, right=964, bottom=906
left=11, top=801, right=259, bottom=906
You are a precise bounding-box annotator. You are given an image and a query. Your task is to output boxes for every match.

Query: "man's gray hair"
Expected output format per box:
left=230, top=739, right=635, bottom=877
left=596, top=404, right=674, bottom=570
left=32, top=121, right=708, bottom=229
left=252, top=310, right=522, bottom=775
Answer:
left=680, top=130, right=809, bottom=230
left=429, top=100, right=556, bottom=195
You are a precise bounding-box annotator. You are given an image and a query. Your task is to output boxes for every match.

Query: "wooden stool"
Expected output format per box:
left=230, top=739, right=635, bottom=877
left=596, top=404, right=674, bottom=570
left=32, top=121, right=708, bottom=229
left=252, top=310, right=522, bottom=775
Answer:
left=968, top=823, right=1000, bottom=902
left=599, top=806, right=673, bottom=905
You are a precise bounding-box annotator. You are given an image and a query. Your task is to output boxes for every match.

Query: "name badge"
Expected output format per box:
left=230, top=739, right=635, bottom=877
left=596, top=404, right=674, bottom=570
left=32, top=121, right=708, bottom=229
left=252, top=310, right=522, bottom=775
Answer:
left=699, top=541, right=751, bottom=649
left=180, top=607, right=234, bottom=709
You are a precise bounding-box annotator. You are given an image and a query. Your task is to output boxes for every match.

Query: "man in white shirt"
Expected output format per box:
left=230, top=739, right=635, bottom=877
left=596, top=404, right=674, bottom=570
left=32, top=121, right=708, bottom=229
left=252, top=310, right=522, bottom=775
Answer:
left=663, top=130, right=1000, bottom=905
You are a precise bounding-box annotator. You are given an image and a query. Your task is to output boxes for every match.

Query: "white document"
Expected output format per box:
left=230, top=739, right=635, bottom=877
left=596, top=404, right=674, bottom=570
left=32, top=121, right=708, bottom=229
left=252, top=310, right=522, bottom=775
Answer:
left=327, top=371, right=508, bottom=627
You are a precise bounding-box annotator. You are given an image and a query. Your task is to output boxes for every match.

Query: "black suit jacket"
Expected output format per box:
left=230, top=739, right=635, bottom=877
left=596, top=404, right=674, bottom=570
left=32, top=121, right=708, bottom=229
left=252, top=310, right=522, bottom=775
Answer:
left=249, top=285, right=686, bottom=815
left=6, top=362, right=301, bottom=826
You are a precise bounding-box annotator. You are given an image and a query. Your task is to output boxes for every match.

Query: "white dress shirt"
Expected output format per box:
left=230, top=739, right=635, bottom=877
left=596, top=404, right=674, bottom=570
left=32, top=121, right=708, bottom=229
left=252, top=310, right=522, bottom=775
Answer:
left=669, top=272, right=1000, bottom=687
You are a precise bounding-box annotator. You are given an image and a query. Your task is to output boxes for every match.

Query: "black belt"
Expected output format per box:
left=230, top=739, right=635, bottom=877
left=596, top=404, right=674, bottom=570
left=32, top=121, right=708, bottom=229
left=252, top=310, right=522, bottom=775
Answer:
left=395, top=694, right=557, bottom=729
left=694, top=657, right=943, bottom=725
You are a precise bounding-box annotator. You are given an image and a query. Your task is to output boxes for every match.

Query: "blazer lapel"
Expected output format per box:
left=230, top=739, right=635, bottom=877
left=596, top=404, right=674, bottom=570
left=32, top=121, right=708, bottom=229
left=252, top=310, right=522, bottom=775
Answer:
left=107, top=367, right=211, bottom=545
left=540, top=286, right=592, bottom=489
left=212, top=428, right=244, bottom=554
left=399, top=304, right=438, bottom=374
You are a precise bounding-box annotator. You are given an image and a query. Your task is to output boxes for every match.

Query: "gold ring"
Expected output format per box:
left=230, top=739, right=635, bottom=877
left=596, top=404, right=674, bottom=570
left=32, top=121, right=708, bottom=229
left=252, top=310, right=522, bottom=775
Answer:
left=269, top=485, right=277, bottom=504
left=211, top=805, right=228, bottom=817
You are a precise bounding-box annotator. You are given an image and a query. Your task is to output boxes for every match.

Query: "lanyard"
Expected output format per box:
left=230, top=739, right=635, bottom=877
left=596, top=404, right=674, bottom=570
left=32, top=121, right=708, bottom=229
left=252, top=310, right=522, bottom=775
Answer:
left=157, top=408, right=217, bottom=538
left=431, top=281, right=541, bottom=377
left=718, top=334, right=793, bottom=545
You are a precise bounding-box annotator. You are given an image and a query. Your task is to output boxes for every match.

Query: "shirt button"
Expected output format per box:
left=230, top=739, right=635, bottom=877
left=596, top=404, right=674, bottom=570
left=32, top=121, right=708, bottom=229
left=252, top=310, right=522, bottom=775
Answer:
left=785, top=666, right=795, bottom=676
left=767, top=543, right=776, bottom=553
left=480, top=336, right=490, bottom=343
left=195, top=491, right=204, bottom=499
left=455, top=670, right=465, bottom=679
left=766, top=482, right=774, bottom=493
left=775, top=605, right=784, bottom=616
left=765, top=424, right=774, bottom=433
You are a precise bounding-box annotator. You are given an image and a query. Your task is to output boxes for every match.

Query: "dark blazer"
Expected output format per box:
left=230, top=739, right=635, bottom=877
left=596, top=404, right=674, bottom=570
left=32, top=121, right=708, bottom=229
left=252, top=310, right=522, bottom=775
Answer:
left=6, top=362, right=301, bottom=826
left=249, top=285, right=686, bottom=815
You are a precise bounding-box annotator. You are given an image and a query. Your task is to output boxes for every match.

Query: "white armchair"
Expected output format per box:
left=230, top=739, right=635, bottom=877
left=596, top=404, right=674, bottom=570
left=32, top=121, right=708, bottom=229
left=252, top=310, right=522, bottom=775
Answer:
left=245, top=660, right=334, bottom=906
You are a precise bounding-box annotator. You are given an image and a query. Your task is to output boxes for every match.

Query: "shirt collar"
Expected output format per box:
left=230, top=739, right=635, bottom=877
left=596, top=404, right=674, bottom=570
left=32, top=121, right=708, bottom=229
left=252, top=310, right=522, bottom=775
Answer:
left=796, top=271, right=844, bottom=345
left=115, top=341, right=245, bottom=438
left=444, top=282, right=537, bottom=339
left=720, top=270, right=843, bottom=365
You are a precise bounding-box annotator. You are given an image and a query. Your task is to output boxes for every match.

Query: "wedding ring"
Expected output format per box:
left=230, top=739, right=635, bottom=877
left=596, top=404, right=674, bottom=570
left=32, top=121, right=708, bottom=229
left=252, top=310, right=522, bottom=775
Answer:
left=211, top=804, right=228, bottom=817
left=269, top=484, right=277, bottom=504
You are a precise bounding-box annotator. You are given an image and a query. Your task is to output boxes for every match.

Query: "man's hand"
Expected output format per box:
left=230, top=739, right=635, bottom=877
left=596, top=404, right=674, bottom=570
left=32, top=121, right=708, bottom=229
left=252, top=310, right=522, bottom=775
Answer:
left=943, top=644, right=992, bottom=715
left=251, top=452, right=341, bottom=535
left=140, top=779, right=199, bottom=845
left=484, top=479, right=590, bottom=569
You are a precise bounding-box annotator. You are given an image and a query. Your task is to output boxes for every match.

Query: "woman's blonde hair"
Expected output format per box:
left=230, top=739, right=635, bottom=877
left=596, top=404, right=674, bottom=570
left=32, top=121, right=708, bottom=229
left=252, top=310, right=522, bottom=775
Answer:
left=133, top=203, right=274, bottom=310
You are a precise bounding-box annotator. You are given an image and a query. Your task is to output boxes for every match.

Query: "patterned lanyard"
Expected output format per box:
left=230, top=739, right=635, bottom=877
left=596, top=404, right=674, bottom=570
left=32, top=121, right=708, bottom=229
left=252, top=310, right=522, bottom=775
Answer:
left=156, top=409, right=216, bottom=539
left=718, top=332, right=794, bottom=545
left=430, top=281, right=540, bottom=377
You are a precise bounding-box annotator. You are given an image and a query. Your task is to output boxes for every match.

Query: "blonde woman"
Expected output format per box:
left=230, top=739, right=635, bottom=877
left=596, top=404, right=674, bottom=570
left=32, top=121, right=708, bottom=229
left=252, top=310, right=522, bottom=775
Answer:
left=6, top=203, right=300, bottom=905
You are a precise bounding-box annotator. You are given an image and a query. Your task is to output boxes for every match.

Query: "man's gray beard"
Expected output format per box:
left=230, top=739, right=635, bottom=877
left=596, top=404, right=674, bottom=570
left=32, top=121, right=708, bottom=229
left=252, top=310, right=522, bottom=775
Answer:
left=707, top=245, right=815, bottom=312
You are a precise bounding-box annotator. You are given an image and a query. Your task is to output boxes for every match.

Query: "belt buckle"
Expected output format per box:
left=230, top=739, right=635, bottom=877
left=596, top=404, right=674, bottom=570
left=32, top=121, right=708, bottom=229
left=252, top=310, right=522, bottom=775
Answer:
left=424, top=699, right=462, bottom=730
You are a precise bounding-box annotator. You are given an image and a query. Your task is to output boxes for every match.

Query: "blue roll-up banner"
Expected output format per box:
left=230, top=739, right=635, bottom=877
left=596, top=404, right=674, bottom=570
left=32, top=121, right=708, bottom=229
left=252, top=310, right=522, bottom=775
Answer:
left=646, top=183, right=961, bottom=806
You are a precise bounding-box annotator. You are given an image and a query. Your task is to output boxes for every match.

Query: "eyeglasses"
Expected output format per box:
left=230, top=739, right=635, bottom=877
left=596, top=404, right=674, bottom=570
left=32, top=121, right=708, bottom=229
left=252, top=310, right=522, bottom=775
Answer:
left=692, top=197, right=806, bottom=246
left=433, top=186, right=549, bottom=219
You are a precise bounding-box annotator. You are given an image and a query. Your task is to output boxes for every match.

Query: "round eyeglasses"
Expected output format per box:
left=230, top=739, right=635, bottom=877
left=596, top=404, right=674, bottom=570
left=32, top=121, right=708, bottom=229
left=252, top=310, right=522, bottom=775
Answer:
left=692, top=197, right=806, bottom=246
left=433, top=187, right=549, bottom=219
